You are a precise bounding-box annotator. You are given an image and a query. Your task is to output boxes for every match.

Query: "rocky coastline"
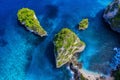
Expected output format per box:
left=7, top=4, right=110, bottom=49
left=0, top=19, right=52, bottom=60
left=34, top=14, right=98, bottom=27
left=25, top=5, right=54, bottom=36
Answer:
left=103, top=0, right=120, bottom=33
left=103, top=0, right=120, bottom=79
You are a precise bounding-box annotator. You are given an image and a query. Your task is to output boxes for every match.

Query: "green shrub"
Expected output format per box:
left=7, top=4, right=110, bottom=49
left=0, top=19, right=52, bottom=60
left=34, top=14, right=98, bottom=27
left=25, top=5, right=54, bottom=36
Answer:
left=79, top=18, right=88, bottom=30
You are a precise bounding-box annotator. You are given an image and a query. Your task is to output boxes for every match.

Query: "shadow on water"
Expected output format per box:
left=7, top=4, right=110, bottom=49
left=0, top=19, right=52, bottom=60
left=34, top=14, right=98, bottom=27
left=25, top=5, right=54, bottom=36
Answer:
left=60, top=14, right=77, bottom=29
left=40, top=17, right=54, bottom=29
left=45, top=41, right=56, bottom=68
left=0, top=28, right=6, bottom=37
left=44, top=4, right=59, bottom=19
left=0, top=28, right=8, bottom=47
left=15, top=19, right=47, bottom=45
left=25, top=49, right=33, bottom=72
left=40, top=4, right=59, bottom=30
left=0, top=38, right=8, bottom=47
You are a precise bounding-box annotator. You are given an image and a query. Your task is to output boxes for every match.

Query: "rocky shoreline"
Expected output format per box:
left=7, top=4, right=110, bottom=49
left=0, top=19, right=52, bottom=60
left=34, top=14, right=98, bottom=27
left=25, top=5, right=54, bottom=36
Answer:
left=103, top=0, right=120, bottom=79
left=67, top=53, right=114, bottom=80
left=103, top=0, right=120, bottom=33
left=68, top=56, right=86, bottom=80
left=68, top=62, right=114, bottom=80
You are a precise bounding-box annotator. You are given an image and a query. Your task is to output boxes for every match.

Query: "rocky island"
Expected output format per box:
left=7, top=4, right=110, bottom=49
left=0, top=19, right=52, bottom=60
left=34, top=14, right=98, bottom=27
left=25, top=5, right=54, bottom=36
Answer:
left=54, top=28, right=85, bottom=68
left=103, top=0, right=120, bottom=33
left=79, top=18, right=88, bottom=30
left=17, top=8, right=47, bottom=37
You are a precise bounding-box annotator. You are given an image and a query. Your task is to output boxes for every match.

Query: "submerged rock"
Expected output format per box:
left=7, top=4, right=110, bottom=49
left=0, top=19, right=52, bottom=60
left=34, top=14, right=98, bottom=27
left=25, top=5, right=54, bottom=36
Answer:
left=17, top=8, right=47, bottom=37
left=110, top=48, right=120, bottom=70
left=103, top=0, right=120, bottom=33
left=54, top=28, right=85, bottom=68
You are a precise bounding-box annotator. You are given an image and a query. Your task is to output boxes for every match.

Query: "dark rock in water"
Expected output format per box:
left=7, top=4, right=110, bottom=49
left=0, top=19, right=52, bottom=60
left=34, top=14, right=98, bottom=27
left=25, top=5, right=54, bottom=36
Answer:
left=69, top=62, right=81, bottom=80
left=69, top=56, right=87, bottom=80
left=103, top=0, right=120, bottom=33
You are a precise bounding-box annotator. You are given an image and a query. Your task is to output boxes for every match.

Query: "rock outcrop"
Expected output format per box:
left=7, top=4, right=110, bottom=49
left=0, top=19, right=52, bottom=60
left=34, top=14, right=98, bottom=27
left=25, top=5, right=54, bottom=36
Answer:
left=79, top=18, right=89, bottom=30
left=103, top=0, right=120, bottom=33
left=17, top=8, right=47, bottom=37
left=54, top=28, right=85, bottom=68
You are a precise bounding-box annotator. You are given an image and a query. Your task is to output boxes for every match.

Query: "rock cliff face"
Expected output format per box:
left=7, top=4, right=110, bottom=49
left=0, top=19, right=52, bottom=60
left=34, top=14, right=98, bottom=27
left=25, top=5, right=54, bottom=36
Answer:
left=54, top=28, right=85, bottom=68
left=103, top=0, right=120, bottom=32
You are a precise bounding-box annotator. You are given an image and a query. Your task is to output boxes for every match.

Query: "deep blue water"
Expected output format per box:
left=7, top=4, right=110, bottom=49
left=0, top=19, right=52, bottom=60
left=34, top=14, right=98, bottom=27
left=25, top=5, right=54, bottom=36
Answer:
left=0, top=0, right=120, bottom=80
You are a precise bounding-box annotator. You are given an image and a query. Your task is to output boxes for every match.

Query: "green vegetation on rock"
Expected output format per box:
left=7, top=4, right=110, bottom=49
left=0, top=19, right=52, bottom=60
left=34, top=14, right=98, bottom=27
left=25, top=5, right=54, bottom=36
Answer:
left=80, top=74, right=86, bottom=80
left=17, top=8, right=47, bottom=37
left=111, top=8, right=120, bottom=27
left=54, top=28, right=85, bottom=68
left=113, top=69, right=120, bottom=80
left=79, top=18, right=88, bottom=30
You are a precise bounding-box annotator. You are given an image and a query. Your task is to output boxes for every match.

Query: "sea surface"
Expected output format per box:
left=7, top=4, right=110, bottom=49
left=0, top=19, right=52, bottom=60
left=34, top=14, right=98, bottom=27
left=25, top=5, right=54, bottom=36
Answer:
left=0, top=0, right=120, bottom=80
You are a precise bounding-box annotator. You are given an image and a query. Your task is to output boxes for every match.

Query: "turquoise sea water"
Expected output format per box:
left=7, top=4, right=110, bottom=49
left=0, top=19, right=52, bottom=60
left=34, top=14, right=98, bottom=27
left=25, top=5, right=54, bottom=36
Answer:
left=0, top=0, right=120, bottom=80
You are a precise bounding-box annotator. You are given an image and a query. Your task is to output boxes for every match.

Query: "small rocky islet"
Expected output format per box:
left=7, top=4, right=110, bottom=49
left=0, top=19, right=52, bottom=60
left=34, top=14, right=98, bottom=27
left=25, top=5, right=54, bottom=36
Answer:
left=17, top=8, right=47, bottom=37
left=79, top=18, right=89, bottom=30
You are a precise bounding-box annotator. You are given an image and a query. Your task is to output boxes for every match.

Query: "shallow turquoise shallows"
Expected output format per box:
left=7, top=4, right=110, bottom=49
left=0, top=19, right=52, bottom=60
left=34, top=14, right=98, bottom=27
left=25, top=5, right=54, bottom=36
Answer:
left=0, top=0, right=120, bottom=80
